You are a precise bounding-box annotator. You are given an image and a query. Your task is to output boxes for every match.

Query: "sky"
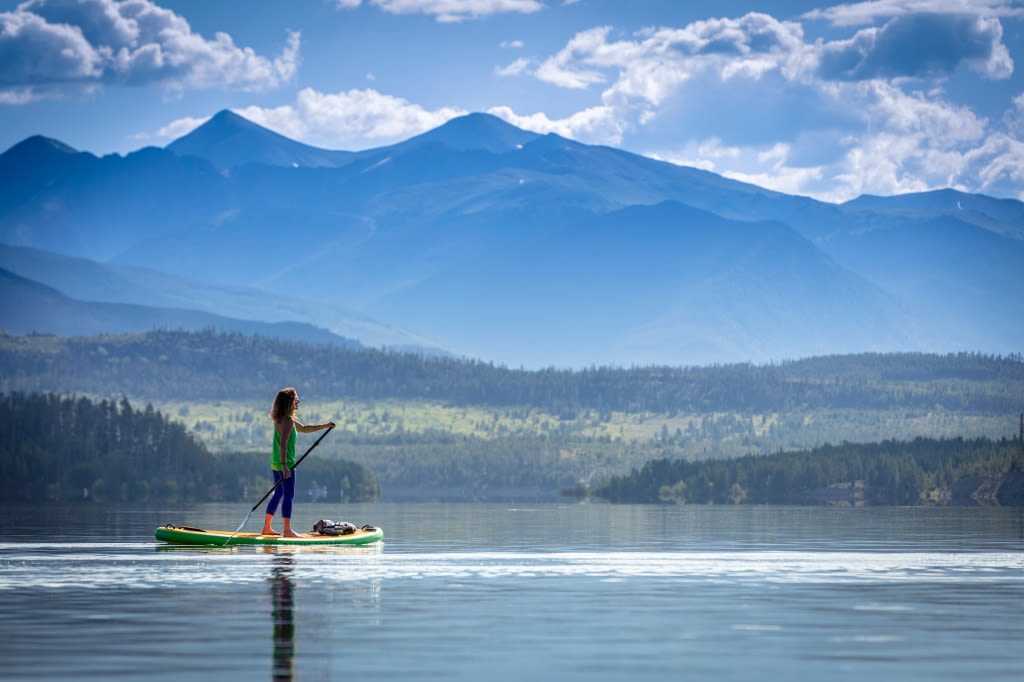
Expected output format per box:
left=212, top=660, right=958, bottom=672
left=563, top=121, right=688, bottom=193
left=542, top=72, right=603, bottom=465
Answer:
left=1, top=0, right=1023, bottom=203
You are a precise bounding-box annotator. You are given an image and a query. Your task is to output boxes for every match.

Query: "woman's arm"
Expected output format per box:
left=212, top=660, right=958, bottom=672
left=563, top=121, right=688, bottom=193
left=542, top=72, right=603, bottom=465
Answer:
left=294, top=419, right=336, bottom=434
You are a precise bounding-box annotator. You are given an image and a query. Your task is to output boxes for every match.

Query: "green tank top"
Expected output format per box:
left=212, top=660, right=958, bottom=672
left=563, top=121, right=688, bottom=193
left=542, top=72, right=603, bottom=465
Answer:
left=271, top=424, right=297, bottom=470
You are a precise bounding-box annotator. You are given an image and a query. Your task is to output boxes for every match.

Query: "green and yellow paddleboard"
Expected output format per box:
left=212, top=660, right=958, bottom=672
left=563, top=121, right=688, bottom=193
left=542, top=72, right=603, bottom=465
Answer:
left=155, top=524, right=383, bottom=546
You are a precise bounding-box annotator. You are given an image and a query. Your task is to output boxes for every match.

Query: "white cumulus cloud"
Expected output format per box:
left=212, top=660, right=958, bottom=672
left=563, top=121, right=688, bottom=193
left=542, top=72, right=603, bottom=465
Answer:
left=803, top=0, right=1024, bottom=26
left=487, top=104, right=626, bottom=145
left=339, top=0, right=543, bottom=22
left=815, top=13, right=1013, bottom=81
left=154, top=114, right=210, bottom=140
left=0, top=0, right=299, bottom=101
left=495, top=57, right=531, bottom=77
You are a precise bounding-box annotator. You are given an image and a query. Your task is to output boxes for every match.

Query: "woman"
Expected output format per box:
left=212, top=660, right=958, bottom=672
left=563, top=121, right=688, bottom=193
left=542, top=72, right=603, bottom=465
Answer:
left=261, top=387, right=335, bottom=537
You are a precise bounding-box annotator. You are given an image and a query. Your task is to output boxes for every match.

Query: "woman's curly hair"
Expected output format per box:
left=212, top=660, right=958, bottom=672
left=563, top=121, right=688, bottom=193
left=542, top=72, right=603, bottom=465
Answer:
left=269, top=387, right=298, bottom=421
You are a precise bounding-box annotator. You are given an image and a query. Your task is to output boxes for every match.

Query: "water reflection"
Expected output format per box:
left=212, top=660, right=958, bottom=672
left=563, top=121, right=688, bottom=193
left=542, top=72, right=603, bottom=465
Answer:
left=270, top=555, right=296, bottom=682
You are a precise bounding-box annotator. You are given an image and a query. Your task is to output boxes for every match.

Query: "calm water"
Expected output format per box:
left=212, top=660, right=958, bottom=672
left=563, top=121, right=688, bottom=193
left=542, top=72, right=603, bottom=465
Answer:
left=1, top=503, right=1023, bottom=681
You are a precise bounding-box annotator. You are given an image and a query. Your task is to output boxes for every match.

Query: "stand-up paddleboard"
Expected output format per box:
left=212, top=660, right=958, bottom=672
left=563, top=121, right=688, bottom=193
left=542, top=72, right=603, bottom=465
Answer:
left=155, top=524, right=383, bottom=546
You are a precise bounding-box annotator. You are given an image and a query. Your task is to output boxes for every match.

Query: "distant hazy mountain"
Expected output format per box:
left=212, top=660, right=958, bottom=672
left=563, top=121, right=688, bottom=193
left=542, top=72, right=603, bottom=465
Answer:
left=1, top=111, right=1021, bottom=366
left=0, top=244, right=442, bottom=352
left=0, top=267, right=359, bottom=345
left=167, top=109, right=354, bottom=169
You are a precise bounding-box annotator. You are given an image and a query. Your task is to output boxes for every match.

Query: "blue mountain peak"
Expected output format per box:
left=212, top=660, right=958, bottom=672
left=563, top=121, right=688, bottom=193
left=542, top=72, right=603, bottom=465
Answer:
left=401, top=112, right=540, bottom=153
left=3, top=134, right=78, bottom=157
left=166, top=109, right=352, bottom=169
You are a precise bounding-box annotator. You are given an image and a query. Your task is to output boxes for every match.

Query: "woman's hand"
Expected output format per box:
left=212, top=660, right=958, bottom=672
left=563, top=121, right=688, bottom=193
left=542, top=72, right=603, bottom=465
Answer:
left=282, top=467, right=291, bottom=479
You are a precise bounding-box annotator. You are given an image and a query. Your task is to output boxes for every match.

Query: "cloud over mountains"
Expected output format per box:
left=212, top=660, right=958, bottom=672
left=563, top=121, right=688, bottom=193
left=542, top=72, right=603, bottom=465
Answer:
left=818, top=13, right=1013, bottom=80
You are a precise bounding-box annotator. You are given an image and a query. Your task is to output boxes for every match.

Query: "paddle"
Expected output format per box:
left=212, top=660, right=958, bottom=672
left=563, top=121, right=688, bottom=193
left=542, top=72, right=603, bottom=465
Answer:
left=222, top=424, right=335, bottom=546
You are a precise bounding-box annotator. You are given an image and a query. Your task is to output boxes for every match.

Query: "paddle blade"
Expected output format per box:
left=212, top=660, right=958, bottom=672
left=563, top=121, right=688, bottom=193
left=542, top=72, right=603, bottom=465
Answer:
left=232, top=509, right=253, bottom=535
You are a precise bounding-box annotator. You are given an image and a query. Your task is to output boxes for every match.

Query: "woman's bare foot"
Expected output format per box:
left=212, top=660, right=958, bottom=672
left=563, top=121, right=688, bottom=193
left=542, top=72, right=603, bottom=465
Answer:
left=261, top=514, right=280, bottom=536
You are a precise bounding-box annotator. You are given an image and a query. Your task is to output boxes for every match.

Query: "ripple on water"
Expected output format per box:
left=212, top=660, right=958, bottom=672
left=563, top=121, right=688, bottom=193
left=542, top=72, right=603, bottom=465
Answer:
left=2, top=545, right=1023, bottom=590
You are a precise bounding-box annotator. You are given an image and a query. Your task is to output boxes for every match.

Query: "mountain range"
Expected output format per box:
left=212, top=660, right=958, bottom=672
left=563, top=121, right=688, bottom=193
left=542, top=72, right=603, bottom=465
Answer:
left=1, top=109, right=1021, bottom=367
left=0, top=265, right=357, bottom=346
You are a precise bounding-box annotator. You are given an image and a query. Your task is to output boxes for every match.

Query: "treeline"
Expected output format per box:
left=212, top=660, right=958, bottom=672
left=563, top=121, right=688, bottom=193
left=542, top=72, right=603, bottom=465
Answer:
left=2, top=330, right=1022, bottom=413
left=593, top=437, right=1024, bottom=506
left=315, top=429, right=660, bottom=501
left=0, top=392, right=379, bottom=504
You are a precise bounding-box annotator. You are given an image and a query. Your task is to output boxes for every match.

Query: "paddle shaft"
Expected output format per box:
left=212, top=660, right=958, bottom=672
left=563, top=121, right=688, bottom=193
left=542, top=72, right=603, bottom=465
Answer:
left=248, top=424, right=335, bottom=513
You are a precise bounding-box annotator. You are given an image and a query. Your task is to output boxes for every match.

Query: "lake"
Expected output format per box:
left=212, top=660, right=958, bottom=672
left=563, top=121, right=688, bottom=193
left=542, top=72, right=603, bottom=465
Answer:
left=1, top=503, right=1022, bottom=681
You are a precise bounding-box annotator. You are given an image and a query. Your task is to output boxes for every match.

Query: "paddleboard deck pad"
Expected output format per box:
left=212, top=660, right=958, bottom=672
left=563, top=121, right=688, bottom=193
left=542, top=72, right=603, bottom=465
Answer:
left=155, top=524, right=383, bottom=546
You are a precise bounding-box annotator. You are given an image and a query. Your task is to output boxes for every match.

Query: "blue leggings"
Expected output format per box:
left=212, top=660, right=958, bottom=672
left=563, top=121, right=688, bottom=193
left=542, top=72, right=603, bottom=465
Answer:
left=265, top=470, right=296, bottom=519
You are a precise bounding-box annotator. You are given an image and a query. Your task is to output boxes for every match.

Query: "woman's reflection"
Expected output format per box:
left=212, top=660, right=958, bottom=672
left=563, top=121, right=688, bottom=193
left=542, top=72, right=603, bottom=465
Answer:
left=270, top=554, right=295, bottom=682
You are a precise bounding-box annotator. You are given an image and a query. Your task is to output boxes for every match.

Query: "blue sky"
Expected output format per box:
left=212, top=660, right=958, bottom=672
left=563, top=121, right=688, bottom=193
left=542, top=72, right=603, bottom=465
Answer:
left=1, top=0, right=1023, bottom=202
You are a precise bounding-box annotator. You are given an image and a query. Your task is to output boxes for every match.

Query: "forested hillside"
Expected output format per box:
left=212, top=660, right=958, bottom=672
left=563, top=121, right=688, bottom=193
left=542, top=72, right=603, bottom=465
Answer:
left=2, top=331, right=1021, bottom=502
left=1, top=330, right=1021, bottom=413
left=593, top=437, right=1024, bottom=506
left=0, top=392, right=379, bottom=504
